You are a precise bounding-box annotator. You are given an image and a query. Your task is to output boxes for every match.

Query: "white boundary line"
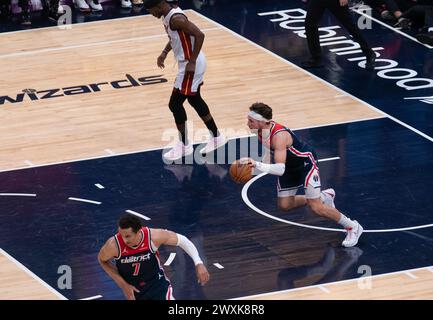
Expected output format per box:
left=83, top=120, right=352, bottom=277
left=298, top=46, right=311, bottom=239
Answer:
left=242, top=160, right=347, bottom=233
left=0, top=27, right=220, bottom=59
left=404, top=271, right=418, bottom=279
left=104, top=149, right=115, bottom=156
left=79, top=295, right=103, bottom=300
left=0, top=193, right=37, bottom=197
left=68, top=197, right=101, bottom=205
left=0, top=13, right=151, bottom=36
left=0, top=12, right=427, bottom=301
left=213, top=263, right=224, bottom=269
left=164, top=253, right=176, bottom=266
left=0, top=117, right=384, bottom=175
left=24, top=160, right=34, bottom=166
left=242, top=169, right=433, bottom=233
left=125, top=209, right=151, bottom=221
left=192, top=10, right=433, bottom=144
left=351, top=7, right=433, bottom=49
left=0, top=248, right=68, bottom=300
left=293, top=115, right=385, bottom=131
left=317, top=156, right=340, bottom=162
left=0, top=9, right=198, bottom=37
left=318, top=285, right=331, bottom=294
left=232, top=264, right=433, bottom=300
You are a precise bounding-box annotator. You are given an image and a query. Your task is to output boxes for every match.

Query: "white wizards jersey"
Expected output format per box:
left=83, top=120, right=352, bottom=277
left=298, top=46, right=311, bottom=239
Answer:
left=162, top=7, right=205, bottom=64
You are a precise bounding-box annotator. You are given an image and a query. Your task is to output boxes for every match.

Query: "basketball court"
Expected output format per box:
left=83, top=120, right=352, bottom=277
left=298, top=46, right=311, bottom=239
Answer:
left=0, top=0, right=432, bottom=300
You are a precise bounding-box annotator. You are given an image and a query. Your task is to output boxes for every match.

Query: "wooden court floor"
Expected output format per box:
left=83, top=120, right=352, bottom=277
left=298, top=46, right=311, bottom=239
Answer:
left=1, top=11, right=430, bottom=300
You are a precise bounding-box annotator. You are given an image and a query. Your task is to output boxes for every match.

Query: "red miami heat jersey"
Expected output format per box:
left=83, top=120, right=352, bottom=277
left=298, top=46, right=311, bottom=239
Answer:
left=114, top=227, right=168, bottom=288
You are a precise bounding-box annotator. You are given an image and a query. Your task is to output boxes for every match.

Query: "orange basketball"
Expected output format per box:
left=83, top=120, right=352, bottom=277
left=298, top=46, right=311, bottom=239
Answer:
left=229, top=160, right=253, bottom=184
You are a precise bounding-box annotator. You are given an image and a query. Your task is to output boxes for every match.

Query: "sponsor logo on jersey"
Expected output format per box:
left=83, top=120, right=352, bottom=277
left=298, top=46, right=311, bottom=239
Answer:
left=121, top=253, right=151, bottom=264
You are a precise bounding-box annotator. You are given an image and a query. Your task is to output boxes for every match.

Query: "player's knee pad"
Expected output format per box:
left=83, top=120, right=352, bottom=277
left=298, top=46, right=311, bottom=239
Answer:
left=187, top=94, right=210, bottom=118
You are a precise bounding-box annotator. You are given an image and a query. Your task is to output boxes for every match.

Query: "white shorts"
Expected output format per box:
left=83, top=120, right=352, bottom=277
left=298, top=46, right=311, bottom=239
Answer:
left=277, top=166, right=322, bottom=199
left=174, top=52, right=206, bottom=96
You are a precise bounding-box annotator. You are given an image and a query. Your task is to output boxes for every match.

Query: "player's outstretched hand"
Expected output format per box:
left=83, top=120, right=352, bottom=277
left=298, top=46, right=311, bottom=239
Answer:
left=157, top=52, right=167, bottom=69
left=122, top=283, right=140, bottom=300
left=239, top=157, right=255, bottom=168
left=196, top=263, right=210, bottom=286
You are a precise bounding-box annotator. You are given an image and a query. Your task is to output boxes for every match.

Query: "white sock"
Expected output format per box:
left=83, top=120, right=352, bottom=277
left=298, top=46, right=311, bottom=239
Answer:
left=338, top=214, right=356, bottom=229
left=429, top=27, right=433, bottom=32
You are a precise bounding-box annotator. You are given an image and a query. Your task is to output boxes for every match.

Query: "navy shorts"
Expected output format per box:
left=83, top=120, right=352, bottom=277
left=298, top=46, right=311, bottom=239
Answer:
left=277, top=157, right=321, bottom=199
left=134, top=276, right=174, bottom=300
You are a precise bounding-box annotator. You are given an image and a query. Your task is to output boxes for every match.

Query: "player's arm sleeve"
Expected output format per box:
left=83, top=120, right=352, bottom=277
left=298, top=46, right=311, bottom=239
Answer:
left=254, top=162, right=285, bottom=176
left=176, top=234, right=204, bottom=266
left=255, top=133, right=287, bottom=176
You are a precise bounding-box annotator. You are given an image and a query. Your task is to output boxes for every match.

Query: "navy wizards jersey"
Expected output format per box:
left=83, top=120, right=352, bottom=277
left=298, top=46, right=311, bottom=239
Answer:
left=114, top=227, right=169, bottom=289
left=258, top=121, right=318, bottom=171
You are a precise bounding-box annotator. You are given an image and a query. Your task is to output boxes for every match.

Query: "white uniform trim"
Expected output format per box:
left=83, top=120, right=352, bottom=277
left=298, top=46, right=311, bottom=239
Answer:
left=248, top=111, right=270, bottom=122
left=255, top=162, right=285, bottom=176
left=176, top=233, right=203, bottom=266
left=163, top=7, right=206, bottom=95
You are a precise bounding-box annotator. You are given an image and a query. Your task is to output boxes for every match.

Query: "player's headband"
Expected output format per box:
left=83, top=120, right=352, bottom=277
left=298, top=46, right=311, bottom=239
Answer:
left=248, top=111, right=270, bottom=122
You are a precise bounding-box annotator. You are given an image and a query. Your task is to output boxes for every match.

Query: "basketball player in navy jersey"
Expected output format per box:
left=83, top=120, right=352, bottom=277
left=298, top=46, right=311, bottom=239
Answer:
left=243, top=102, right=363, bottom=247
left=98, top=214, right=210, bottom=300
left=144, top=0, right=227, bottom=162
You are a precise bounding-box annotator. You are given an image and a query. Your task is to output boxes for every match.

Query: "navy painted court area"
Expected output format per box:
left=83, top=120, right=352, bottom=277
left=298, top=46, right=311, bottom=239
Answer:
left=1, top=118, right=433, bottom=299
left=194, top=0, right=433, bottom=138
left=0, top=0, right=432, bottom=300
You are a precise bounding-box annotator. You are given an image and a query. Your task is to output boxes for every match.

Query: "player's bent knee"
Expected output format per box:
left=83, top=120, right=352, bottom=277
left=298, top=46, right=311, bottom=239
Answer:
left=278, top=198, right=295, bottom=211
left=278, top=203, right=290, bottom=211
left=188, top=95, right=210, bottom=117
left=308, top=200, right=325, bottom=216
left=169, top=100, right=187, bottom=123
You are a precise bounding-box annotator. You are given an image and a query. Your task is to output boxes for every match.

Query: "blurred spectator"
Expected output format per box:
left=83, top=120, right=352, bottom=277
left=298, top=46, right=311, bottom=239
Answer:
left=380, top=0, right=415, bottom=22
left=368, top=0, right=433, bottom=31
left=44, top=0, right=65, bottom=20
left=18, top=0, right=31, bottom=25
left=408, top=3, right=433, bottom=44
left=0, top=0, right=9, bottom=19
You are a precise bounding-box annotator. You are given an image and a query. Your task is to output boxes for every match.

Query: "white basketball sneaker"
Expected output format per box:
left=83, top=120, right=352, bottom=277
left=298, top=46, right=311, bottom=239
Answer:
left=342, top=221, right=363, bottom=247
left=74, top=0, right=91, bottom=12
left=58, top=4, right=65, bottom=14
left=321, top=188, right=336, bottom=208
left=163, top=141, right=193, bottom=162
left=86, top=0, right=103, bottom=11
left=199, top=134, right=227, bottom=155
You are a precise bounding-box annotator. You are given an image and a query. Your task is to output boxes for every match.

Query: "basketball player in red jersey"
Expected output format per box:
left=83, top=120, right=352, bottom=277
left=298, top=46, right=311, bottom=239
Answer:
left=243, top=102, right=363, bottom=247
left=144, top=0, right=227, bottom=161
left=98, top=214, right=210, bottom=300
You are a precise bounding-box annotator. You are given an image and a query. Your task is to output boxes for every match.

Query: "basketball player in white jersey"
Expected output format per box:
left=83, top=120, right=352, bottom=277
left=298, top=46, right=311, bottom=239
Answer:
left=144, top=0, right=227, bottom=161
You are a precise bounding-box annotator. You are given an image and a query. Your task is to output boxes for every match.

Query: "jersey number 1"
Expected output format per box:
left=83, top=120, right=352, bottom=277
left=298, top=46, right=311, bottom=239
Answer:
left=132, top=263, right=140, bottom=276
